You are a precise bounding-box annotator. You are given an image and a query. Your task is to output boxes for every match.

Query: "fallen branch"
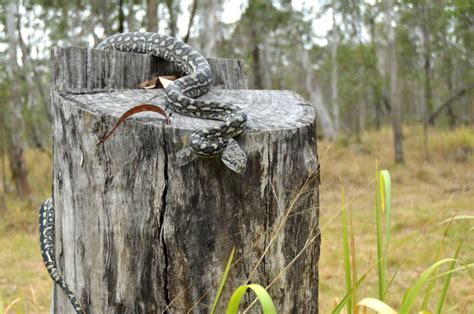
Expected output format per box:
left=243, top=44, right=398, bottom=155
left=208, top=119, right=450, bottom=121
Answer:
left=428, top=85, right=474, bottom=125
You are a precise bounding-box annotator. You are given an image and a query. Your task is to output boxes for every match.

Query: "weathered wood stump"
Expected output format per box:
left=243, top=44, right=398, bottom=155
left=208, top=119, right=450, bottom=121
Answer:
left=51, top=46, right=320, bottom=313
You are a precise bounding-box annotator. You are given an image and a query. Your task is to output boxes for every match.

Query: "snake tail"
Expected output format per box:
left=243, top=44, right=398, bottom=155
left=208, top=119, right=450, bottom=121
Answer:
left=39, top=199, right=85, bottom=314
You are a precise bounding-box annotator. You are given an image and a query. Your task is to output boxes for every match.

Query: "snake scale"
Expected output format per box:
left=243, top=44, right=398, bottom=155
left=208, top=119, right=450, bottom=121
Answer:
left=40, top=32, right=247, bottom=313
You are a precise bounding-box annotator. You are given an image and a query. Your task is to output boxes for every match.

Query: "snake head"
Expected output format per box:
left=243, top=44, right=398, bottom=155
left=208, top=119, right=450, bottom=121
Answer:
left=221, top=138, right=247, bottom=174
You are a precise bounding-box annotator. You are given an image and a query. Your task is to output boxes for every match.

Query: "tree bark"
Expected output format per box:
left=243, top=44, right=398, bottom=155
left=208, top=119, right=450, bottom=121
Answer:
left=147, top=0, right=158, bottom=32
left=384, top=0, right=404, bottom=163
left=51, top=46, right=320, bottom=313
left=118, top=0, right=125, bottom=33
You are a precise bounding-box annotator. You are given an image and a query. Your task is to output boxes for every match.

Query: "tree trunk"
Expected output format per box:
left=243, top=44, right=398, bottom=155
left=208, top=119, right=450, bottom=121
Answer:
left=118, top=0, right=125, bottom=33
left=442, top=33, right=456, bottom=128
left=367, top=10, right=382, bottom=130
left=165, top=0, right=178, bottom=37
left=98, top=0, right=112, bottom=36
left=184, top=0, right=199, bottom=43
left=384, top=0, right=404, bottom=163
left=201, top=0, right=220, bottom=57
left=147, top=0, right=158, bottom=32
left=17, top=15, right=50, bottom=152
left=299, top=44, right=337, bottom=139
left=50, top=46, right=320, bottom=313
left=331, top=2, right=340, bottom=131
left=5, top=1, right=30, bottom=197
left=127, top=2, right=137, bottom=32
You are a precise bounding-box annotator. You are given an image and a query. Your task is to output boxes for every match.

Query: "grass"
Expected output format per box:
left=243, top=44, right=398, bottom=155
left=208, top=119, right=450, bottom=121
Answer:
left=0, top=125, right=473, bottom=312
left=319, top=125, right=473, bottom=312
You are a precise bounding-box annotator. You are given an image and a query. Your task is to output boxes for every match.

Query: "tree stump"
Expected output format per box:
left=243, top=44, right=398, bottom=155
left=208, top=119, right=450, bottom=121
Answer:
left=51, top=46, right=320, bottom=313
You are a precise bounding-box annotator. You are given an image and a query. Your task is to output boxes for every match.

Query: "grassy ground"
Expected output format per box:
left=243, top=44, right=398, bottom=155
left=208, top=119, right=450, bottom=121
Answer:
left=0, top=126, right=473, bottom=313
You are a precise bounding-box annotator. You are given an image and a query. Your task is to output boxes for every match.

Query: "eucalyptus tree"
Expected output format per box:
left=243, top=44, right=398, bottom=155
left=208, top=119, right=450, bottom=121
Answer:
left=4, top=0, right=31, bottom=196
left=384, top=0, right=404, bottom=163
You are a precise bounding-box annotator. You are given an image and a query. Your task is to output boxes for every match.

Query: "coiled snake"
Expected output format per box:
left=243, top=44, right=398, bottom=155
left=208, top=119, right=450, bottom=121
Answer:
left=40, top=32, right=247, bottom=313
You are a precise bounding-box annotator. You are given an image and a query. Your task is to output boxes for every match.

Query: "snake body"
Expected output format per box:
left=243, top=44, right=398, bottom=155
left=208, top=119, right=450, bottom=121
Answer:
left=39, top=199, right=84, bottom=313
left=98, top=32, right=248, bottom=172
left=40, top=32, right=247, bottom=313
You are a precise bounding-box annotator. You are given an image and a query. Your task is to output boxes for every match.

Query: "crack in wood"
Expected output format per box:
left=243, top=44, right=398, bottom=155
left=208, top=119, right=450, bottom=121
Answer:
left=160, top=122, right=171, bottom=309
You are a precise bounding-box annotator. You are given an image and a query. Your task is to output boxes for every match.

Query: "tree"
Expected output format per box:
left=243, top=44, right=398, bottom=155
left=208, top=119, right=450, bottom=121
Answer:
left=330, top=1, right=340, bottom=131
left=5, top=1, right=31, bottom=196
left=200, top=0, right=220, bottom=57
left=164, top=0, right=180, bottom=36
left=147, top=0, right=158, bottom=32
left=300, top=44, right=337, bottom=139
left=384, top=0, right=404, bottom=163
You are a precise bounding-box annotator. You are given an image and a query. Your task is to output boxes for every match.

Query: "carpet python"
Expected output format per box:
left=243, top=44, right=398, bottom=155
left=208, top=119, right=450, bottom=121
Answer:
left=40, top=32, right=247, bottom=313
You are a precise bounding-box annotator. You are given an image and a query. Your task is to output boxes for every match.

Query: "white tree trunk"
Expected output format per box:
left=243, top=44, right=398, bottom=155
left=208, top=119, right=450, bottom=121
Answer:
left=201, top=0, right=220, bottom=57
left=299, top=44, right=337, bottom=139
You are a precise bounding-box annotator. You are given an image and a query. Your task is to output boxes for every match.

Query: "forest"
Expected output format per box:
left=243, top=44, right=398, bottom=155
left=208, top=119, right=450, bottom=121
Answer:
left=0, top=0, right=473, bottom=313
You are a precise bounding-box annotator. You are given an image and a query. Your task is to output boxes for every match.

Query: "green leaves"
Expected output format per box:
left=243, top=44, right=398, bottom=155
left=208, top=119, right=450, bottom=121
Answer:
left=400, top=259, right=456, bottom=313
left=375, top=167, right=391, bottom=301
left=226, top=284, right=277, bottom=314
left=340, top=183, right=353, bottom=314
left=210, top=247, right=277, bottom=314
left=211, top=247, right=236, bottom=314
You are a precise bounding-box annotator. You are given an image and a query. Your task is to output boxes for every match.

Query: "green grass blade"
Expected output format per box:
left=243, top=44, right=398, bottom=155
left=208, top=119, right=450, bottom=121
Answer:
left=380, top=170, right=391, bottom=303
left=436, top=228, right=474, bottom=314
left=375, top=166, right=386, bottom=301
left=421, top=217, right=455, bottom=311
left=211, top=247, right=236, bottom=314
left=332, top=274, right=368, bottom=314
left=400, top=259, right=455, bottom=314
left=379, top=170, right=391, bottom=254
left=225, top=284, right=276, bottom=314
left=428, top=262, right=474, bottom=281
left=340, top=182, right=353, bottom=314
left=349, top=203, right=358, bottom=311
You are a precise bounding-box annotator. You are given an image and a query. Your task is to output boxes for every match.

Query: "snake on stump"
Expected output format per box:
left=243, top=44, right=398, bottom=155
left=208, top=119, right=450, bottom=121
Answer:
left=40, top=32, right=248, bottom=313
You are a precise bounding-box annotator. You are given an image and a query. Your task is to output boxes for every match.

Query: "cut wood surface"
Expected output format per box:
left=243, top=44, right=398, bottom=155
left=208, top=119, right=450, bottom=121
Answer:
left=51, top=47, right=320, bottom=313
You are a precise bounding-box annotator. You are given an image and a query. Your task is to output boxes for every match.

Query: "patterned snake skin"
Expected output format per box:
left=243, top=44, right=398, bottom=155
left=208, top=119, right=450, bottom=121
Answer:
left=39, top=199, right=84, bottom=313
left=40, top=32, right=247, bottom=313
left=99, top=32, right=248, bottom=172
